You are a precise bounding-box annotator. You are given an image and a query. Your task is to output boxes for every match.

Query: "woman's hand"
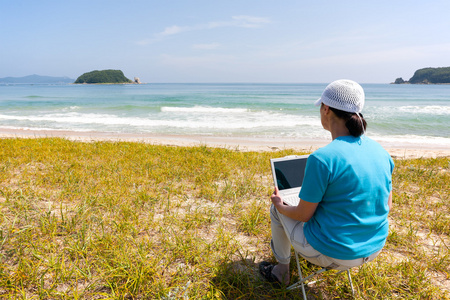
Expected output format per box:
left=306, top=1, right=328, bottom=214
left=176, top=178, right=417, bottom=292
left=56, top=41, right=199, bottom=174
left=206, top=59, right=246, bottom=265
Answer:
left=271, top=187, right=319, bottom=222
left=271, top=188, right=284, bottom=207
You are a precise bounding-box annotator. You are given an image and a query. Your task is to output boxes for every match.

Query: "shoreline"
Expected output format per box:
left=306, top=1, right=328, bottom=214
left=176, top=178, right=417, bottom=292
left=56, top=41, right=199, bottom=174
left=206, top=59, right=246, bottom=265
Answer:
left=1, top=127, right=449, bottom=159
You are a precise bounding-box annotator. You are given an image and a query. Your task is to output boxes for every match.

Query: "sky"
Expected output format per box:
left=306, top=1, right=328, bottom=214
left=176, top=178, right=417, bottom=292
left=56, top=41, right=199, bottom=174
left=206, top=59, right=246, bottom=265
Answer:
left=1, top=0, right=450, bottom=83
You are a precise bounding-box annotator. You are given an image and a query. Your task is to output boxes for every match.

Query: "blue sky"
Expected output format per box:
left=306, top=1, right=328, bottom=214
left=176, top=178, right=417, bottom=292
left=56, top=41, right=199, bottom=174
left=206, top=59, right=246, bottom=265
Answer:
left=1, top=0, right=449, bottom=83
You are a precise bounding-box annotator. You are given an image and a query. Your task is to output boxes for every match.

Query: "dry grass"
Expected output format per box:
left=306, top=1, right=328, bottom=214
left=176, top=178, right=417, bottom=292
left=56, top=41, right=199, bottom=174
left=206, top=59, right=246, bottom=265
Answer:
left=0, top=138, right=448, bottom=299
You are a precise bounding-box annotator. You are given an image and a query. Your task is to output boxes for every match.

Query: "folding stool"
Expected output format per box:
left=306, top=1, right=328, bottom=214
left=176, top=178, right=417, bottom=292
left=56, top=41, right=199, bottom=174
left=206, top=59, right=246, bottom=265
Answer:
left=287, top=251, right=355, bottom=300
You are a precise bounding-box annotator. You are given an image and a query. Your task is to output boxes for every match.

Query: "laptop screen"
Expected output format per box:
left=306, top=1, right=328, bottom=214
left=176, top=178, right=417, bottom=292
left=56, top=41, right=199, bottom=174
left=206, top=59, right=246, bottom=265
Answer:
left=272, top=157, right=308, bottom=191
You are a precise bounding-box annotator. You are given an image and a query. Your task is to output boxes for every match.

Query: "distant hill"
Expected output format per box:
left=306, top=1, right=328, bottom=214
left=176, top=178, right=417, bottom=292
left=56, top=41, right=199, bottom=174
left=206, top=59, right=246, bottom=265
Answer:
left=74, top=70, right=132, bottom=84
left=393, top=67, right=450, bottom=84
left=0, top=74, right=74, bottom=84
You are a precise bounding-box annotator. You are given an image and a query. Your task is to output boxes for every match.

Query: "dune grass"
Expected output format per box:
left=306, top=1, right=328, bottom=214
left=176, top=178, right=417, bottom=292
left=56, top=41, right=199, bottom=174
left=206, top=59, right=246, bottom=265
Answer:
left=0, top=138, right=448, bottom=299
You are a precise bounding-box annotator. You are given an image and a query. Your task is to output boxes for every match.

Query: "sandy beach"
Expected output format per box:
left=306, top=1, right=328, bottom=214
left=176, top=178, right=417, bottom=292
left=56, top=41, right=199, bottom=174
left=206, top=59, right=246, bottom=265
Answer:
left=1, top=127, right=449, bottom=159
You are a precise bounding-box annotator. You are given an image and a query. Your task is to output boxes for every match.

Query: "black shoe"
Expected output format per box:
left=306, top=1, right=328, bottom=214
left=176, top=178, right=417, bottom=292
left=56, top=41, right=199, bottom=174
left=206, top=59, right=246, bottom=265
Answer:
left=259, top=261, right=282, bottom=287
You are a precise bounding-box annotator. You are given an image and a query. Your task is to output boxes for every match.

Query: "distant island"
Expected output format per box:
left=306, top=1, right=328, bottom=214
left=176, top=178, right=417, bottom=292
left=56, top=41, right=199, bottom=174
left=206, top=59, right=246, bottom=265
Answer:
left=74, top=69, right=140, bottom=84
left=0, top=74, right=74, bottom=84
left=393, top=67, right=450, bottom=84
left=0, top=70, right=141, bottom=85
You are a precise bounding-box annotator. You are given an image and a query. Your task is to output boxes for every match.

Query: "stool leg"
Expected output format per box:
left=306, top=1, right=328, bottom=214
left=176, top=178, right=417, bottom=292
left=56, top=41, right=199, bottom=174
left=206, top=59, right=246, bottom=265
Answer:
left=347, top=269, right=355, bottom=296
left=286, top=252, right=307, bottom=299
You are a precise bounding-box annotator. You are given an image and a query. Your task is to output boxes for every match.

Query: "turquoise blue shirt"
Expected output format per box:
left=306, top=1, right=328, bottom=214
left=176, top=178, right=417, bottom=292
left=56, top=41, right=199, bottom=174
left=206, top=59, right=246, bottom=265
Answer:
left=299, top=136, right=394, bottom=260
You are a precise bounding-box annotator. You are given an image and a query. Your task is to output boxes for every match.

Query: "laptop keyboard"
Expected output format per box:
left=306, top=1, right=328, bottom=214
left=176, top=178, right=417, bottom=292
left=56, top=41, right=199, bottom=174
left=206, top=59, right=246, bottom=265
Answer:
left=283, top=195, right=300, bottom=206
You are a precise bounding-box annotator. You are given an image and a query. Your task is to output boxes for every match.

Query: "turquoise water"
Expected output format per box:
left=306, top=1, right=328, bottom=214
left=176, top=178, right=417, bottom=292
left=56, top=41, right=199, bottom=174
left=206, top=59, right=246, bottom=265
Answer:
left=0, top=83, right=449, bottom=146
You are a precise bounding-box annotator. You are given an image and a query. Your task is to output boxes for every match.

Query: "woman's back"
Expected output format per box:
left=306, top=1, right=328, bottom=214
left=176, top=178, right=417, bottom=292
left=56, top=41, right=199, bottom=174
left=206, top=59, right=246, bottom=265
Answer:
left=299, top=135, right=394, bottom=260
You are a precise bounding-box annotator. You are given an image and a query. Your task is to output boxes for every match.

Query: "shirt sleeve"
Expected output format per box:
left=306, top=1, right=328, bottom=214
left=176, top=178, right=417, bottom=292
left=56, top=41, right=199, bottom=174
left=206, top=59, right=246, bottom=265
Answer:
left=388, top=156, right=395, bottom=190
left=299, top=154, right=330, bottom=203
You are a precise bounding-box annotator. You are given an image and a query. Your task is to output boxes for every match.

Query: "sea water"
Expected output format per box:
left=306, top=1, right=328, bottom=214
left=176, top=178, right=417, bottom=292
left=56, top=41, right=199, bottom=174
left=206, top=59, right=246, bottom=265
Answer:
left=0, top=83, right=448, bottom=146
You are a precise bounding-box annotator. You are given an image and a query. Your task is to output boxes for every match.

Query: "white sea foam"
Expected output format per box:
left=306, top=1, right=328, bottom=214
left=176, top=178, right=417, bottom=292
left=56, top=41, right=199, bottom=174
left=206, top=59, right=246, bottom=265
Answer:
left=0, top=125, right=93, bottom=132
left=370, top=134, right=450, bottom=146
left=161, top=106, right=248, bottom=114
left=397, top=105, right=450, bottom=115
left=0, top=111, right=321, bottom=130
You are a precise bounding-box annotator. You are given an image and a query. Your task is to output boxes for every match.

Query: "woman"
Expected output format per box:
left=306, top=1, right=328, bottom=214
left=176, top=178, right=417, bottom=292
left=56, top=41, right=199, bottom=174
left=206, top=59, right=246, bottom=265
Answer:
left=260, top=79, right=394, bottom=285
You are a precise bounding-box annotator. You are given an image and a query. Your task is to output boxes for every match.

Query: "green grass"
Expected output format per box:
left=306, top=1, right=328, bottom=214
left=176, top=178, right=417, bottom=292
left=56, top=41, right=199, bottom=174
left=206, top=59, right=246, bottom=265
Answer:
left=0, top=138, right=448, bottom=299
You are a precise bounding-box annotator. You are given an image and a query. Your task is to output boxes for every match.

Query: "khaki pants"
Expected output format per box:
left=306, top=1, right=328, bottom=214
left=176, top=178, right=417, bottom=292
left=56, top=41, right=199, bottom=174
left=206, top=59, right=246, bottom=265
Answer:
left=270, top=204, right=381, bottom=271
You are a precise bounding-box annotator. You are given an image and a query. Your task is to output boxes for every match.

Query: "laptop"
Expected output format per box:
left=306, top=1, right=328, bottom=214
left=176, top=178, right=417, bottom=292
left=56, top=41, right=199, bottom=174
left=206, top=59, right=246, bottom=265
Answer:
left=270, top=155, right=309, bottom=206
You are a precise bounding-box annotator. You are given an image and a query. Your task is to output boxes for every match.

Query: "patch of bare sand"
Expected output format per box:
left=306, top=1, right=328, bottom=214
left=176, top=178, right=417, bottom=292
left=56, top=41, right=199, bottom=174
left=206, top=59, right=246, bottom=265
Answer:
left=1, top=128, right=449, bottom=159
left=388, top=220, right=450, bottom=292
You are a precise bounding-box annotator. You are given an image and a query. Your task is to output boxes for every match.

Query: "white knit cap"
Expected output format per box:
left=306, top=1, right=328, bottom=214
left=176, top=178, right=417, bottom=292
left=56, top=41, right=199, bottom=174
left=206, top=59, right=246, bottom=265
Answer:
left=314, top=79, right=365, bottom=113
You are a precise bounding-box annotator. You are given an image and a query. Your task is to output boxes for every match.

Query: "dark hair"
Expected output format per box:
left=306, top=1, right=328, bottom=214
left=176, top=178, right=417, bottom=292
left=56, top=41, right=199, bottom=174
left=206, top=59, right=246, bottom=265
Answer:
left=329, top=107, right=367, bottom=137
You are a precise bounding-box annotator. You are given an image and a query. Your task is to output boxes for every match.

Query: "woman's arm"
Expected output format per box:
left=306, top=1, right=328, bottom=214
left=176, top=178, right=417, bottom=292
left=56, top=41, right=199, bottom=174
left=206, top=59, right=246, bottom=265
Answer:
left=388, top=190, right=393, bottom=211
left=271, top=188, right=318, bottom=222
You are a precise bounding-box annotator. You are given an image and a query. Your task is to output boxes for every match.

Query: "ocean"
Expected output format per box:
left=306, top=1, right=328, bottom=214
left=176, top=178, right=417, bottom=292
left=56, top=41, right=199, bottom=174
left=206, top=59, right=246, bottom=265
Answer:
left=0, top=83, right=449, bottom=147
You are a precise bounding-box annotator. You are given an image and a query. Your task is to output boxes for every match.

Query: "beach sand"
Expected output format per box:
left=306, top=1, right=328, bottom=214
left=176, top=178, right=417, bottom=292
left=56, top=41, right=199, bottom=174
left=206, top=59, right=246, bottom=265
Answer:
left=1, top=127, right=449, bottom=159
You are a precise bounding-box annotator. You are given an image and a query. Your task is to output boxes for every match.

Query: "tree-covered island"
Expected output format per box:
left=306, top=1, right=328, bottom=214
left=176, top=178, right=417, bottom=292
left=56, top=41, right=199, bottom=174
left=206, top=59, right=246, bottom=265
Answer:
left=393, top=67, right=450, bottom=84
left=74, top=70, right=136, bottom=84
